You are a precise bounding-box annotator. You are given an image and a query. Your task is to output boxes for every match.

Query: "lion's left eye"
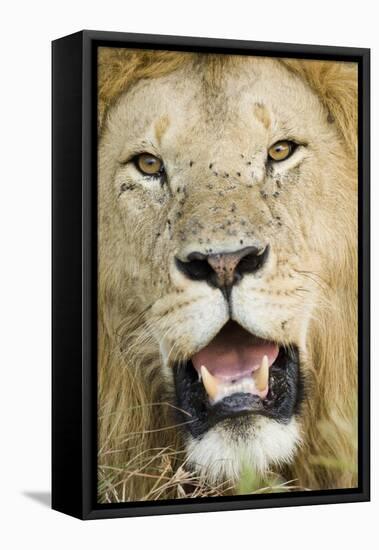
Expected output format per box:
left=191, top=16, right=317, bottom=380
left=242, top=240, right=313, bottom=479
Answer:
left=133, top=153, right=164, bottom=176
left=268, top=141, right=297, bottom=162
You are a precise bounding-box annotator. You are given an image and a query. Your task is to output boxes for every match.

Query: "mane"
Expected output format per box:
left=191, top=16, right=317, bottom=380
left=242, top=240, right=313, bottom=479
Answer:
left=98, top=50, right=358, bottom=501
left=278, top=58, right=358, bottom=488
left=98, top=48, right=194, bottom=130
left=280, top=59, right=358, bottom=155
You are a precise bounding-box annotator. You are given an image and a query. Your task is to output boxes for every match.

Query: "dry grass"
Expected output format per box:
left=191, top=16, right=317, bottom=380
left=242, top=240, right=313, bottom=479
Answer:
left=98, top=416, right=358, bottom=502
left=98, top=437, right=310, bottom=503
left=98, top=443, right=233, bottom=503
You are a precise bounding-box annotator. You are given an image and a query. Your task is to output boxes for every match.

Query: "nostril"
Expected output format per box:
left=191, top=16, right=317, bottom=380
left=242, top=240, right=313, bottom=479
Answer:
left=175, top=244, right=269, bottom=293
left=237, top=245, right=269, bottom=276
left=175, top=254, right=214, bottom=282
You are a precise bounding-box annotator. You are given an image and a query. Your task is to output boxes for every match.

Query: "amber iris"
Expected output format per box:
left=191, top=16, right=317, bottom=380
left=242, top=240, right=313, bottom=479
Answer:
left=268, top=141, right=295, bottom=162
left=135, top=153, right=163, bottom=175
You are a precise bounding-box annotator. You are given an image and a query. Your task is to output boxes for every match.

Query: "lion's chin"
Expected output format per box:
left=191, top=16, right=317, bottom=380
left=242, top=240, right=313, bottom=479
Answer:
left=185, top=416, right=302, bottom=484
left=173, top=320, right=304, bottom=439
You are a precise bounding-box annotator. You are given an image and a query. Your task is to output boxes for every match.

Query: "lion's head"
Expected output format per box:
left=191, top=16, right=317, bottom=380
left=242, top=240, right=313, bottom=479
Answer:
left=98, top=49, right=358, bottom=501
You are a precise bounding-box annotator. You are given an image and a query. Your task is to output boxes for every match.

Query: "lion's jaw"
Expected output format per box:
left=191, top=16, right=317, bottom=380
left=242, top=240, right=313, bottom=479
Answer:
left=99, top=56, right=353, bottom=484
left=157, top=278, right=307, bottom=481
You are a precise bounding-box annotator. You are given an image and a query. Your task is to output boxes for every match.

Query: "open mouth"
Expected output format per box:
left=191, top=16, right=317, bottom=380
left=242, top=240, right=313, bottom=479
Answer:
left=173, top=321, right=303, bottom=438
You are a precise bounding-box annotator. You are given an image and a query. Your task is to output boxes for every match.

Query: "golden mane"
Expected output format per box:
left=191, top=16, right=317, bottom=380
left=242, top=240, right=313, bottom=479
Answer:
left=97, top=49, right=358, bottom=501
left=98, top=48, right=193, bottom=130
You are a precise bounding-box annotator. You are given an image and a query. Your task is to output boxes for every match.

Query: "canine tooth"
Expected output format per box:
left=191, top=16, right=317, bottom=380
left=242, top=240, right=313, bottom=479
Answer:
left=200, top=365, right=219, bottom=401
left=253, top=355, right=269, bottom=391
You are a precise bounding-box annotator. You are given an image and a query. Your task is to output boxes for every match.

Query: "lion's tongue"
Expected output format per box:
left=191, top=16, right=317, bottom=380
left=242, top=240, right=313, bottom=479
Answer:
left=191, top=322, right=279, bottom=382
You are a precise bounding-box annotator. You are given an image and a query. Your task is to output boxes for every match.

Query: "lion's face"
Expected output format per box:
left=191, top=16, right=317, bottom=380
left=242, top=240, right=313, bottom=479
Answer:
left=99, top=56, right=352, bottom=482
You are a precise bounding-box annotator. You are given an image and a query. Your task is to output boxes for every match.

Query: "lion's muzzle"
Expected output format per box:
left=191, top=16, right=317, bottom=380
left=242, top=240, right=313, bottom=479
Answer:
left=175, top=245, right=269, bottom=300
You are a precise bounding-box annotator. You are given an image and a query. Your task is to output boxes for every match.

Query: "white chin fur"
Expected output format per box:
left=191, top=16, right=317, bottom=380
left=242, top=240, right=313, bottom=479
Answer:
left=186, top=417, right=301, bottom=484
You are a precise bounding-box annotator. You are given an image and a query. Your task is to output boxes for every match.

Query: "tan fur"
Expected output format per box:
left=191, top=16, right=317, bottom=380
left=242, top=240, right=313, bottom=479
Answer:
left=280, top=59, right=358, bottom=156
left=254, top=102, right=271, bottom=130
left=98, top=48, right=190, bottom=129
left=97, top=49, right=358, bottom=501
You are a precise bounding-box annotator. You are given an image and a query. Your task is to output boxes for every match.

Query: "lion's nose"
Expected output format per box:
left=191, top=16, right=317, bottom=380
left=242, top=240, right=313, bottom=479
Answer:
left=175, top=245, right=269, bottom=299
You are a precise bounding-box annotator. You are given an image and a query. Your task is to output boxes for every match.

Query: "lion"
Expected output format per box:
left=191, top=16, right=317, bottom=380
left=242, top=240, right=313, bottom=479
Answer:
left=97, top=48, right=358, bottom=502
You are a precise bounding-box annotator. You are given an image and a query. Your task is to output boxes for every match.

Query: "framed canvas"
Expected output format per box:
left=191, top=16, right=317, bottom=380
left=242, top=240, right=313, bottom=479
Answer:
left=52, top=30, right=370, bottom=520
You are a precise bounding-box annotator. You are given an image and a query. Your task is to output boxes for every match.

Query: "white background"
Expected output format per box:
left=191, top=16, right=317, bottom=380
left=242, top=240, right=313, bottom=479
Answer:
left=0, top=0, right=376, bottom=548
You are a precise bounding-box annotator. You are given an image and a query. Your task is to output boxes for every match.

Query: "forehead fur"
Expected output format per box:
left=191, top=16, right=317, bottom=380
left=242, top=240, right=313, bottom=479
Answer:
left=98, top=47, right=357, bottom=154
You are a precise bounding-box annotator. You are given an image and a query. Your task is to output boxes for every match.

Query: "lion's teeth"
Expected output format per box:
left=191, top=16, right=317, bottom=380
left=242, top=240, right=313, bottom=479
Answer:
left=252, top=355, right=269, bottom=391
left=200, top=359, right=270, bottom=403
left=200, top=365, right=219, bottom=402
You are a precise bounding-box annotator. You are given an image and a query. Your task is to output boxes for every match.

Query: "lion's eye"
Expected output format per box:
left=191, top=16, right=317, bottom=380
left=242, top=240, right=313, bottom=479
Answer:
left=134, top=153, right=164, bottom=176
left=268, top=141, right=296, bottom=162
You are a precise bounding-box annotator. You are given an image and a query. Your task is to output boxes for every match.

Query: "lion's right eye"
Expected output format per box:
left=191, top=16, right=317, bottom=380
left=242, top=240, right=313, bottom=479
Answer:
left=133, top=153, right=164, bottom=177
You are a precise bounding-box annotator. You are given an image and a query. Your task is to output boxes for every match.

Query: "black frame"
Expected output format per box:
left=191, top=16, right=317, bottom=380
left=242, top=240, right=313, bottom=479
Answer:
left=52, top=30, right=370, bottom=520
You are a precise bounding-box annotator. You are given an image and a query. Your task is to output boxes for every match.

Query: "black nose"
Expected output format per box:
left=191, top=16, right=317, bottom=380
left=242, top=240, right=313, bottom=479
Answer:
left=175, top=245, right=269, bottom=299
